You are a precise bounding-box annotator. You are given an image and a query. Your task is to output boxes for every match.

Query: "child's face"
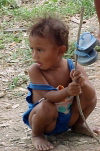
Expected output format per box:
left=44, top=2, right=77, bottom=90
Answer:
left=29, top=36, right=62, bottom=70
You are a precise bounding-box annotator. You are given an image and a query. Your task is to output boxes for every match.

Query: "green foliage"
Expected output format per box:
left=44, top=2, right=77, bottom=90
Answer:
left=74, top=0, right=95, bottom=18
left=1, top=30, right=33, bottom=66
left=0, top=0, right=6, bottom=7
left=95, top=46, right=100, bottom=52
left=9, top=75, right=28, bottom=89
left=1, top=32, right=22, bottom=45
left=0, top=0, right=95, bottom=20
left=64, top=42, right=76, bottom=59
left=12, top=47, right=33, bottom=65
left=0, top=39, right=5, bottom=49
left=0, top=0, right=17, bottom=8
left=13, top=36, right=22, bottom=43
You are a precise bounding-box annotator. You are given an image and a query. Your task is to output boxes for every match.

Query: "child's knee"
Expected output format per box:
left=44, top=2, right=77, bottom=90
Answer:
left=81, top=96, right=97, bottom=111
left=29, top=100, right=58, bottom=129
left=71, top=95, right=97, bottom=112
left=89, top=96, right=97, bottom=108
left=30, top=100, right=58, bottom=122
left=40, top=100, right=58, bottom=118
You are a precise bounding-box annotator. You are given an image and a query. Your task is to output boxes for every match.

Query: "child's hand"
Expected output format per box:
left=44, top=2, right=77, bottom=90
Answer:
left=67, top=81, right=81, bottom=96
left=70, top=69, right=85, bottom=87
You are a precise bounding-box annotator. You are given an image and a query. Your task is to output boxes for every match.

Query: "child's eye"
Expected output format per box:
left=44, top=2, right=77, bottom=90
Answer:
left=37, top=48, right=43, bottom=52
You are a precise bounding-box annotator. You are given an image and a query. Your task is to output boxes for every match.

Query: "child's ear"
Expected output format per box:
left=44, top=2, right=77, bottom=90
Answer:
left=58, top=45, right=66, bottom=55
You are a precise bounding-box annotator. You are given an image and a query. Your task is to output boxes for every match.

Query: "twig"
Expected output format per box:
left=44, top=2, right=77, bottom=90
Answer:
left=3, top=28, right=27, bottom=33
left=75, top=7, right=100, bottom=144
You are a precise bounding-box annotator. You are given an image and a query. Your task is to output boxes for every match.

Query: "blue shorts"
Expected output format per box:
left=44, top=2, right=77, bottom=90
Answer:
left=23, top=100, right=72, bottom=135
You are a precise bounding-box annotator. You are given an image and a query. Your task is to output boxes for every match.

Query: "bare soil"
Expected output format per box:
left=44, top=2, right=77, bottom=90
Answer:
left=0, top=11, right=100, bottom=151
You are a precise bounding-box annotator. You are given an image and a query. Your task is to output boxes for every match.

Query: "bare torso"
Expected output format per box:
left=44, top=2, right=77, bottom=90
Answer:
left=41, top=59, right=71, bottom=87
left=29, top=58, right=72, bottom=103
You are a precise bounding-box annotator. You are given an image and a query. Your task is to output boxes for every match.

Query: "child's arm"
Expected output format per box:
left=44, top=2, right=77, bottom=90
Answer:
left=70, top=64, right=97, bottom=101
left=44, top=81, right=81, bottom=103
left=28, top=64, right=81, bottom=103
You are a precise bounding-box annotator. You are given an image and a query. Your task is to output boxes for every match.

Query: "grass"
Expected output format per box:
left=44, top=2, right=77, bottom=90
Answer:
left=0, top=0, right=95, bottom=21
left=64, top=42, right=76, bottom=59
left=1, top=31, right=32, bottom=63
left=8, top=75, right=28, bottom=90
left=0, top=0, right=19, bottom=8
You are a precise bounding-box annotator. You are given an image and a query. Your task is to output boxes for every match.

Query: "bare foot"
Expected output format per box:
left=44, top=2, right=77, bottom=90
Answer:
left=32, top=135, right=54, bottom=150
left=72, top=124, right=100, bottom=137
left=93, top=127, right=100, bottom=135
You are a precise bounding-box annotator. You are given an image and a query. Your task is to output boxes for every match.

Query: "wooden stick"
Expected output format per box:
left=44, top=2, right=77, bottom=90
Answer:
left=75, top=7, right=100, bottom=143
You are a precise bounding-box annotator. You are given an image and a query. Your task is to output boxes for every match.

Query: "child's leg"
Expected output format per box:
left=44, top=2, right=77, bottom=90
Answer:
left=69, top=94, right=100, bottom=136
left=97, top=27, right=100, bottom=42
left=94, top=0, right=100, bottom=24
left=29, top=99, right=58, bottom=151
left=94, top=0, right=100, bottom=41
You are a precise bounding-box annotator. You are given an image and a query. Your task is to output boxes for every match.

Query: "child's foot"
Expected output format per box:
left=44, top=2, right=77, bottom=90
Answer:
left=72, top=124, right=100, bottom=137
left=32, top=135, right=54, bottom=150
left=93, top=127, right=100, bottom=135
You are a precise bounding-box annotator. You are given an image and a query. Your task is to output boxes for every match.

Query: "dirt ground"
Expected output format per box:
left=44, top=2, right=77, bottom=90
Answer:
left=0, top=12, right=100, bottom=151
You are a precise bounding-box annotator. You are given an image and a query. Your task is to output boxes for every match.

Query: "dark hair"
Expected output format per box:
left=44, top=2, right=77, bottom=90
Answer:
left=30, top=17, right=69, bottom=48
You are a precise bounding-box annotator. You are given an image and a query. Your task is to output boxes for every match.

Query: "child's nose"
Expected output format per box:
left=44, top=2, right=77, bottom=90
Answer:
left=32, top=50, right=38, bottom=60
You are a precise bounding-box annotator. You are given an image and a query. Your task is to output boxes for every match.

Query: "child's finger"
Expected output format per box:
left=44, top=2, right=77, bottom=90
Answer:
left=70, top=69, right=81, bottom=79
left=73, top=74, right=83, bottom=81
left=73, top=71, right=81, bottom=77
left=70, top=69, right=75, bottom=78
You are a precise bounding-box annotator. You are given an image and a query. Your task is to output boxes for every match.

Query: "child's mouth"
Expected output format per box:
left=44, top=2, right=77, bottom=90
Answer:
left=36, top=62, right=42, bottom=66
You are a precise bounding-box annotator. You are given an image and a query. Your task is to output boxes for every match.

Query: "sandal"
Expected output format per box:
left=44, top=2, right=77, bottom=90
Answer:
left=75, top=32, right=98, bottom=65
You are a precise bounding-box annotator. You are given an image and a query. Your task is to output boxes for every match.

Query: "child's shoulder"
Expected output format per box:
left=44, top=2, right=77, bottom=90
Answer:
left=28, top=63, right=41, bottom=80
left=29, top=63, right=40, bottom=73
left=28, top=63, right=48, bottom=84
